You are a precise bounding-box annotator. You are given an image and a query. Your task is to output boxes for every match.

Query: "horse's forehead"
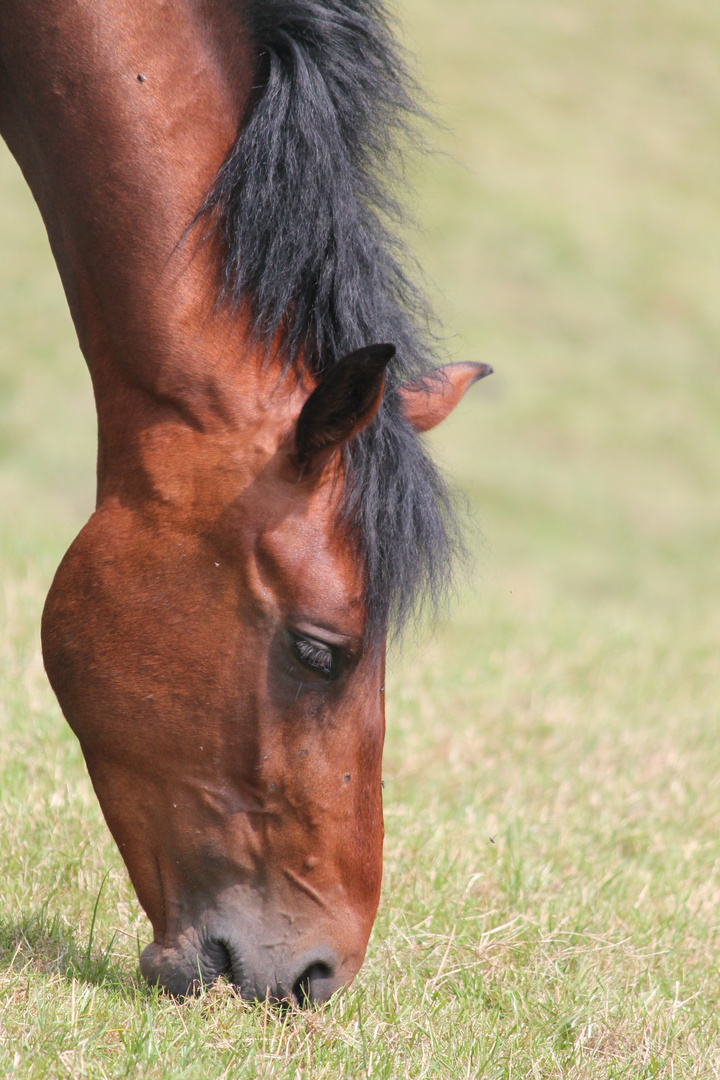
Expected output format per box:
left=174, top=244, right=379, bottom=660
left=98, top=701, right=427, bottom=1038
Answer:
left=252, top=495, right=365, bottom=625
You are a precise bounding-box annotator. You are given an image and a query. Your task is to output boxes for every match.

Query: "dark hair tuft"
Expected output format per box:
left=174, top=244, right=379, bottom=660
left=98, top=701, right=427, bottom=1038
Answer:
left=201, top=0, right=464, bottom=636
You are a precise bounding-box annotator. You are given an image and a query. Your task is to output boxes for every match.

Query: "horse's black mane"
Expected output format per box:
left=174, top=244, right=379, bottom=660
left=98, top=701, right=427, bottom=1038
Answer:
left=202, top=0, right=462, bottom=636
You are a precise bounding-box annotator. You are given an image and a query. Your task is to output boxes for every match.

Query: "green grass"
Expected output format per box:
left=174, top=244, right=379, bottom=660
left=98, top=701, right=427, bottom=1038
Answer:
left=2, top=0, right=720, bottom=1075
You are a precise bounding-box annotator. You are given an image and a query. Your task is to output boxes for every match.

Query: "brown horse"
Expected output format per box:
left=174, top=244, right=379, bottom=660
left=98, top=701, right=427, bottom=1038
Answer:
left=0, top=0, right=490, bottom=1003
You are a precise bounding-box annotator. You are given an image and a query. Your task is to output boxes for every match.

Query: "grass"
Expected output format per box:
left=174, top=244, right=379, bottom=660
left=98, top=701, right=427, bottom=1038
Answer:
left=1, top=0, right=720, bottom=1075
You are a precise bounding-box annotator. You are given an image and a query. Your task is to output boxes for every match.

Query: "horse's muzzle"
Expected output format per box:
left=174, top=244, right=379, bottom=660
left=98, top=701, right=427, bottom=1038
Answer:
left=139, top=931, right=343, bottom=1005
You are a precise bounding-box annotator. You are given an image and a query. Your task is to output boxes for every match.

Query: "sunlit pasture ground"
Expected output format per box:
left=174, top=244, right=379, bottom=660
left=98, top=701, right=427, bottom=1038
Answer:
left=2, top=0, right=720, bottom=1075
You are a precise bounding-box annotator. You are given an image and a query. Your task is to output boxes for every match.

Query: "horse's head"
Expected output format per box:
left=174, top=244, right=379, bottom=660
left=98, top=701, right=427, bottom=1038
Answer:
left=41, top=345, right=489, bottom=1002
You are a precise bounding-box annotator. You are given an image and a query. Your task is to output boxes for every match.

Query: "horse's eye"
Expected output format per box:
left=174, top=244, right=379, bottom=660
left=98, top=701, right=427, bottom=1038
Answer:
left=292, top=634, right=334, bottom=677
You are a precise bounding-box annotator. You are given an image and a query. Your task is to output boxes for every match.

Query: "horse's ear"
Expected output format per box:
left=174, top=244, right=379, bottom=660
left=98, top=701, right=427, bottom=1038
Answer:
left=294, top=344, right=396, bottom=470
left=398, top=362, right=493, bottom=433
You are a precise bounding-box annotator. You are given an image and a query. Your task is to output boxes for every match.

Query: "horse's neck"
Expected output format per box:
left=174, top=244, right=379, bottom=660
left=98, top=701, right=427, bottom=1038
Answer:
left=0, top=0, right=264, bottom=449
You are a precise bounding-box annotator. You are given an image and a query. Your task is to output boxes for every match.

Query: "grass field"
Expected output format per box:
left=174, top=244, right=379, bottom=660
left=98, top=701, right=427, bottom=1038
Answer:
left=2, top=0, right=720, bottom=1076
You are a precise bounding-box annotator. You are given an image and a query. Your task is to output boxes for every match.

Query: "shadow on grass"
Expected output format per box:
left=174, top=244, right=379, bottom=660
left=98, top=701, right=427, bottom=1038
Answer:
left=0, top=903, right=149, bottom=1000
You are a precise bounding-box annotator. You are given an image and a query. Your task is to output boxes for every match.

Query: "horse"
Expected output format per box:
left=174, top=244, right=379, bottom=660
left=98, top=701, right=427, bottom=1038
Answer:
left=0, top=0, right=490, bottom=1004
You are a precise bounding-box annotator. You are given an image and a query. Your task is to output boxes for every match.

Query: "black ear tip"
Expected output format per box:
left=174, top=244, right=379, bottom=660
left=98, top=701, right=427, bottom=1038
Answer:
left=337, top=342, right=396, bottom=371
left=368, top=342, right=396, bottom=364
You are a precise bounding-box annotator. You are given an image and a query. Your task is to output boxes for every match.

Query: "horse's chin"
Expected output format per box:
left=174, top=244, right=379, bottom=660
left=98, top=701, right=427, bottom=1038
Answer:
left=139, top=933, right=226, bottom=999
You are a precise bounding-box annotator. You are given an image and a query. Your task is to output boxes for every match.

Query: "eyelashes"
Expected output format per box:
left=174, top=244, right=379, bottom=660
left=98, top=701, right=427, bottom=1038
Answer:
left=291, top=634, right=334, bottom=678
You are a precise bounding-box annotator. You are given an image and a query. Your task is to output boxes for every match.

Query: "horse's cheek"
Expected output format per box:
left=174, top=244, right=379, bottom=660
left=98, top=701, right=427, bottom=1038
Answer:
left=39, top=507, right=165, bottom=760
left=41, top=517, right=116, bottom=748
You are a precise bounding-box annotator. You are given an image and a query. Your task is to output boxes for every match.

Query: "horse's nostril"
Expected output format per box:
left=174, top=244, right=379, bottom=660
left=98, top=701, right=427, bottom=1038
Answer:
left=292, top=961, right=334, bottom=1007
left=200, top=940, right=232, bottom=988
left=215, top=942, right=233, bottom=977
